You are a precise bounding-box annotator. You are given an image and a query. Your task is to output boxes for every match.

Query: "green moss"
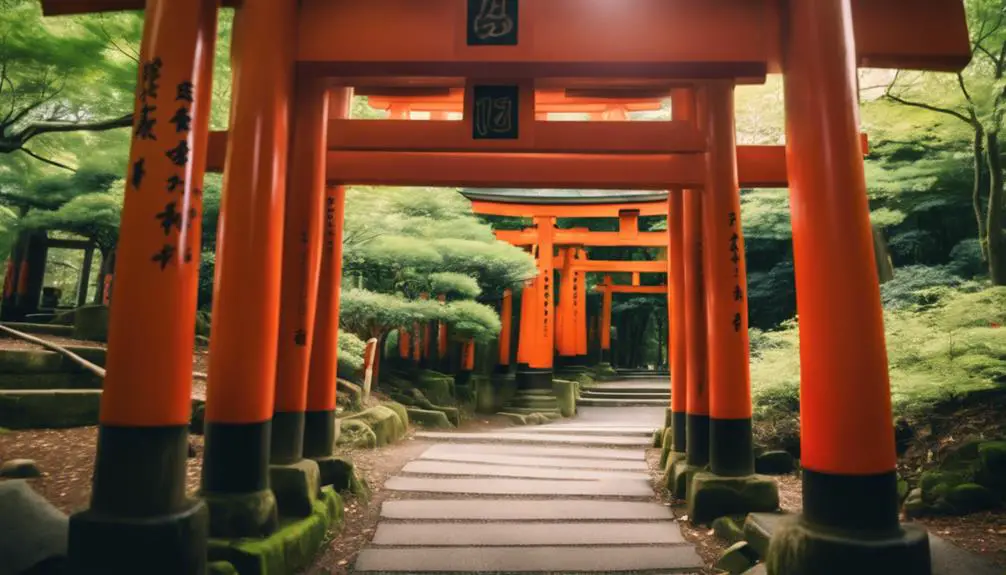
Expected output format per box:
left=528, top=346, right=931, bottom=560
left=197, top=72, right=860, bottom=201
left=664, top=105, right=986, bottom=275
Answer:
left=207, top=561, right=238, bottom=575
left=381, top=401, right=410, bottom=429
left=414, top=370, right=456, bottom=404
left=688, top=472, right=780, bottom=525
left=499, top=412, right=528, bottom=425
left=0, top=390, right=101, bottom=429
left=336, top=419, right=377, bottom=448
left=336, top=379, right=363, bottom=412
left=712, top=516, right=746, bottom=544
left=552, top=379, right=576, bottom=417
left=0, top=350, right=64, bottom=373
left=474, top=376, right=496, bottom=413
left=341, top=406, right=406, bottom=447
left=976, top=441, right=1006, bottom=495
left=208, top=487, right=343, bottom=575
left=72, top=305, right=109, bottom=342
left=944, top=483, right=1002, bottom=513
left=407, top=407, right=454, bottom=428
left=314, top=456, right=370, bottom=503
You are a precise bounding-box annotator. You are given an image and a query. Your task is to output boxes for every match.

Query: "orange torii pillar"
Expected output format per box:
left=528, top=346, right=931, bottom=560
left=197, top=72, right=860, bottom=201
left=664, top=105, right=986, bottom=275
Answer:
left=437, top=294, right=449, bottom=370
left=666, top=96, right=690, bottom=473
left=304, top=93, right=349, bottom=485
left=687, top=82, right=778, bottom=523
left=573, top=250, right=589, bottom=364
left=767, top=1, right=929, bottom=572
left=517, top=217, right=556, bottom=392
left=66, top=0, right=216, bottom=571
left=668, top=89, right=710, bottom=500
left=555, top=246, right=578, bottom=367
left=599, top=275, right=613, bottom=364
left=201, top=0, right=298, bottom=538
left=496, top=288, right=514, bottom=374
left=268, top=73, right=330, bottom=513
left=516, top=276, right=536, bottom=370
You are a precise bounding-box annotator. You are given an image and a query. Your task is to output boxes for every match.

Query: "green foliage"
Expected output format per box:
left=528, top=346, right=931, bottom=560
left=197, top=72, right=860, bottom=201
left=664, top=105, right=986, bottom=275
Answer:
left=428, top=272, right=481, bottom=299
left=338, top=330, right=366, bottom=371
left=948, top=239, right=987, bottom=279
left=752, top=287, right=1006, bottom=418
left=880, top=265, right=968, bottom=310
left=443, top=300, right=501, bottom=343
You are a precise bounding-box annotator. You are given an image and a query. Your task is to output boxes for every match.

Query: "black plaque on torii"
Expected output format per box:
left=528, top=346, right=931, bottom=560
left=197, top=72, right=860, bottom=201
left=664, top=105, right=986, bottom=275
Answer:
left=467, top=0, right=519, bottom=46
left=472, top=84, right=520, bottom=140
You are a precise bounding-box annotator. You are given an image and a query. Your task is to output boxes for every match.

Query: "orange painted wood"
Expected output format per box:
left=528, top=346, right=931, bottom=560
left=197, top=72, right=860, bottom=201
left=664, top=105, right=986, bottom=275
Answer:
left=364, top=88, right=667, bottom=114
left=552, top=257, right=668, bottom=274
left=41, top=0, right=238, bottom=14
left=469, top=201, right=668, bottom=218
left=326, top=151, right=705, bottom=189
left=496, top=229, right=668, bottom=248
left=594, top=285, right=667, bottom=295
left=528, top=218, right=555, bottom=369
left=100, top=0, right=217, bottom=427
left=497, top=289, right=513, bottom=366
left=328, top=119, right=705, bottom=154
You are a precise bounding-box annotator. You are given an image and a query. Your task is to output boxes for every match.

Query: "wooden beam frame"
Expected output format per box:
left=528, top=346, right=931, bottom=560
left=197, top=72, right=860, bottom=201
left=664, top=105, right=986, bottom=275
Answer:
left=593, top=284, right=668, bottom=295
left=496, top=229, right=668, bottom=248
left=469, top=201, right=668, bottom=218
left=553, top=256, right=668, bottom=273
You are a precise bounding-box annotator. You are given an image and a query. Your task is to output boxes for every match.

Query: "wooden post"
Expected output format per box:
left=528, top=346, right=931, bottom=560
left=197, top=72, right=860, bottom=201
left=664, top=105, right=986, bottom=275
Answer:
left=668, top=89, right=691, bottom=459
left=270, top=76, right=330, bottom=469
left=67, top=1, right=217, bottom=571
left=573, top=250, right=588, bottom=363
left=201, top=0, right=298, bottom=538
left=496, top=288, right=513, bottom=373
left=519, top=218, right=554, bottom=390
left=556, top=247, right=576, bottom=361
left=516, top=281, right=535, bottom=368
left=600, top=275, right=613, bottom=363
left=76, top=245, right=95, bottom=308
left=767, top=1, right=927, bottom=571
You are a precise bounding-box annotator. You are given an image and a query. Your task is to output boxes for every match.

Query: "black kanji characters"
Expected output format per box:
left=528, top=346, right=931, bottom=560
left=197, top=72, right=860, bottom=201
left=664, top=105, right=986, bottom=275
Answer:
left=167, top=174, right=184, bottom=192
left=155, top=202, right=182, bottom=235
left=166, top=140, right=190, bottom=167
left=135, top=104, right=158, bottom=140
left=131, top=159, right=146, bottom=189
left=176, top=81, right=194, bottom=103
left=140, top=58, right=163, bottom=101
left=152, top=244, right=175, bottom=270
left=733, top=312, right=742, bottom=332
left=169, top=106, right=192, bottom=133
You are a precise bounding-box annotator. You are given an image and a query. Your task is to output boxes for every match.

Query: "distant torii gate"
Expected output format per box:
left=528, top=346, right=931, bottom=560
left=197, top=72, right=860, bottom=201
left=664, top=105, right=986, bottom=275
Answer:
left=40, top=1, right=970, bottom=574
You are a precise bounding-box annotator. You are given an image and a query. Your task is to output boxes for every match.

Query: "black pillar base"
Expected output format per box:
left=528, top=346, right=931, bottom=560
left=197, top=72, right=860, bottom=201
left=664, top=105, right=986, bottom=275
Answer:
left=766, top=516, right=931, bottom=575
left=686, top=413, right=710, bottom=468
left=493, top=364, right=512, bottom=375
left=600, top=349, right=611, bottom=363
left=302, top=410, right=337, bottom=459
left=455, top=370, right=472, bottom=387
left=202, top=420, right=277, bottom=538
left=672, top=410, right=687, bottom=454
left=515, top=368, right=553, bottom=391
left=710, top=417, right=754, bottom=477
left=68, top=499, right=208, bottom=575
left=270, top=411, right=305, bottom=466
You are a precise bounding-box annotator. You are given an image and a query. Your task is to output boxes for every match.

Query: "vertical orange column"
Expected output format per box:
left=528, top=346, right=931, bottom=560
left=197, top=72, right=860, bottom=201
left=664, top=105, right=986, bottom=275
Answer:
left=420, top=292, right=432, bottom=366
left=774, top=0, right=914, bottom=561
left=67, top=1, right=216, bottom=571
left=437, top=293, right=448, bottom=368
left=701, top=82, right=755, bottom=478
left=573, top=251, right=588, bottom=362
left=497, top=288, right=513, bottom=372
left=462, top=339, right=476, bottom=371
left=303, top=89, right=351, bottom=486
left=516, top=280, right=535, bottom=368
left=556, top=247, right=576, bottom=360
left=600, top=275, right=613, bottom=363
left=681, top=91, right=710, bottom=475
left=398, top=329, right=411, bottom=359
left=201, top=0, right=297, bottom=538
left=667, top=93, right=690, bottom=458
left=270, top=76, right=329, bottom=467
left=519, top=219, right=554, bottom=391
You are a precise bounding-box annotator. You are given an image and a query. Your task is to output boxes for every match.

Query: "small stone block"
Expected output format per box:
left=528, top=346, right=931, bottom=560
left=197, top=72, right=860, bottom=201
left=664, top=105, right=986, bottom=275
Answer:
left=715, top=541, right=760, bottom=574
left=667, top=459, right=698, bottom=499
left=688, top=472, right=780, bottom=525
left=269, top=459, right=320, bottom=518
left=406, top=407, right=454, bottom=428
left=713, top=516, right=746, bottom=544
left=0, top=458, right=41, bottom=478
left=208, top=561, right=238, bottom=575
left=499, top=412, right=528, bottom=425
left=203, top=489, right=278, bottom=539
left=743, top=512, right=789, bottom=557
left=755, top=450, right=796, bottom=475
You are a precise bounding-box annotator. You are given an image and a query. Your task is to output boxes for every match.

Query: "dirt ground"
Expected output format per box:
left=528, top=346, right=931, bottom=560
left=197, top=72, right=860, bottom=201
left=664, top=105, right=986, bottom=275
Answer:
left=645, top=448, right=1006, bottom=571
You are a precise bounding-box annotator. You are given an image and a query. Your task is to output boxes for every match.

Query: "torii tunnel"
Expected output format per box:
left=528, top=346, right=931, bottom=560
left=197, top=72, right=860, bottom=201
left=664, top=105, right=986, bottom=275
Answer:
left=39, top=0, right=971, bottom=574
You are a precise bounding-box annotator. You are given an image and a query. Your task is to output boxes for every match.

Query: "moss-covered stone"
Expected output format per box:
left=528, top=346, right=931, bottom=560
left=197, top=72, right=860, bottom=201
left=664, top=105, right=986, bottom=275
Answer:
left=552, top=379, right=576, bottom=417
left=208, top=486, right=343, bottom=575
left=591, top=362, right=617, bottom=379
left=499, top=412, right=528, bottom=425
left=407, top=407, right=454, bottom=428
left=190, top=399, right=206, bottom=435
left=712, top=516, right=746, bottom=544
left=381, top=401, right=409, bottom=429
left=976, top=441, right=1006, bottom=496
left=526, top=413, right=548, bottom=425
left=414, top=370, right=455, bottom=405
left=715, top=541, right=759, bottom=574
left=313, top=456, right=370, bottom=503
left=666, top=459, right=699, bottom=500
left=1, top=322, right=74, bottom=337
left=688, top=472, right=780, bottom=525
left=491, top=372, right=518, bottom=411
left=341, top=405, right=406, bottom=447
left=474, top=375, right=496, bottom=413
left=336, top=379, right=363, bottom=412
left=269, top=459, right=321, bottom=518
left=336, top=419, right=377, bottom=448
left=0, top=349, right=64, bottom=373
left=72, top=305, right=109, bottom=342
left=203, top=489, right=279, bottom=539
left=0, top=390, right=101, bottom=429
left=755, top=451, right=796, bottom=475
left=207, top=561, right=238, bottom=575
left=944, top=483, right=1002, bottom=513
left=658, top=428, right=674, bottom=468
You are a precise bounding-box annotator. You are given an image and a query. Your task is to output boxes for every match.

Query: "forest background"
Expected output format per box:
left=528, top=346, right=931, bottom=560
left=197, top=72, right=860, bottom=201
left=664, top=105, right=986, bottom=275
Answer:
left=0, top=0, right=1003, bottom=423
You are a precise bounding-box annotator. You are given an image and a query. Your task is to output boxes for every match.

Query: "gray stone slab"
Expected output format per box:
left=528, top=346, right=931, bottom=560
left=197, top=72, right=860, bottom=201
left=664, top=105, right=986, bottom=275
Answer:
left=573, top=406, right=666, bottom=426
left=371, top=521, right=685, bottom=546
left=354, top=545, right=704, bottom=573
left=929, top=534, right=1002, bottom=575
left=499, top=426, right=657, bottom=437
left=385, top=476, right=655, bottom=497
left=420, top=443, right=645, bottom=461
left=380, top=499, right=676, bottom=521
left=415, top=431, right=650, bottom=447
left=418, top=450, right=649, bottom=470
left=401, top=460, right=651, bottom=480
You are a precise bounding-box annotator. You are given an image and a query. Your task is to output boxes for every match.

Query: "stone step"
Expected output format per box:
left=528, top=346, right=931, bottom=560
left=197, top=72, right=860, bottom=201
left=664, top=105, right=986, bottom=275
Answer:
left=417, top=451, right=649, bottom=471
left=499, top=407, right=562, bottom=416
left=414, top=431, right=650, bottom=447
left=497, top=425, right=656, bottom=437
left=400, top=460, right=651, bottom=481
left=580, top=391, right=670, bottom=400
left=379, top=499, right=674, bottom=521
left=354, top=545, right=704, bottom=573
left=577, top=397, right=670, bottom=407
left=419, top=443, right=645, bottom=461
left=384, top=476, right=655, bottom=497
left=370, top=521, right=685, bottom=546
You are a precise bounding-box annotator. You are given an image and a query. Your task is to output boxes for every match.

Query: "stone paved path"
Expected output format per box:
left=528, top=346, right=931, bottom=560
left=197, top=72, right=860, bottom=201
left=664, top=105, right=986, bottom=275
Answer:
left=352, top=406, right=703, bottom=574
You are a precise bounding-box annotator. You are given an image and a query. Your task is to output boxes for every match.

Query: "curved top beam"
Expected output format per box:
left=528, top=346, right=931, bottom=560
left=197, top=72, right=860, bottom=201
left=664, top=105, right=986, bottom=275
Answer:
left=462, top=189, right=667, bottom=205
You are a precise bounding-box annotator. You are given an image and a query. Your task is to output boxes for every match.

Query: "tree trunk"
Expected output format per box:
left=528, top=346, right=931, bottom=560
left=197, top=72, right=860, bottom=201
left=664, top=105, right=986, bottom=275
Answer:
left=986, top=131, right=1006, bottom=285
left=871, top=224, right=895, bottom=284
left=95, top=247, right=116, bottom=305
left=974, top=126, right=989, bottom=262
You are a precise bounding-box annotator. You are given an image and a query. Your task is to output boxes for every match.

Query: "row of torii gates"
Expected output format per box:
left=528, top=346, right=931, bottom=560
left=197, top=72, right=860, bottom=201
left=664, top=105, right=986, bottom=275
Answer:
left=41, top=1, right=970, bottom=574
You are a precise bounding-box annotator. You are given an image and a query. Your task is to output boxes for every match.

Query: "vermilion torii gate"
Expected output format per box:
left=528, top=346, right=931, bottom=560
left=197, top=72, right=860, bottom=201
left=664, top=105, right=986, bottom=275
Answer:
left=41, top=1, right=970, bottom=574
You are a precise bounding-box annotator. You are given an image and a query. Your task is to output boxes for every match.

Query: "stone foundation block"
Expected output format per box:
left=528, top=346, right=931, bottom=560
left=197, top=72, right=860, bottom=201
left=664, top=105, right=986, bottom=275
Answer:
left=313, top=456, right=370, bottom=503
left=203, top=489, right=278, bottom=539
left=658, top=428, right=675, bottom=468
left=269, top=459, right=321, bottom=518
left=688, top=472, right=780, bottom=525
left=552, top=379, right=577, bottom=417
left=765, top=515, right=931, bottom=575
left=715, top=541, right=760, bottom=574
left=667, top=459, right=702, bottom=500
left=406, top=407, right=454, bottom=428
left=208, top=486, right=344, bottom=575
